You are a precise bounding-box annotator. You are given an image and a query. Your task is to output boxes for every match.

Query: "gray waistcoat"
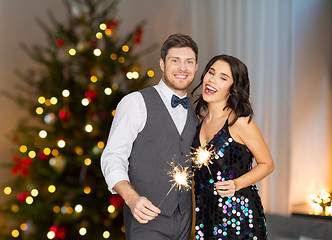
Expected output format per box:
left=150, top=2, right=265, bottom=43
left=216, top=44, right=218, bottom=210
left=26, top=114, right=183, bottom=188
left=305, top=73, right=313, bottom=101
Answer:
left=128, top=87, right=198, bottom=216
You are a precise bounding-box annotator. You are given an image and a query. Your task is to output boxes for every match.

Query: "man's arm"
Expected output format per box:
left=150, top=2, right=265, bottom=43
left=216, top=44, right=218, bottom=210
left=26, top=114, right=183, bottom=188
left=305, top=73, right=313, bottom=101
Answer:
left=114, top=180, right=160, bottom=223
left=100, top=92, right=160, bottom=223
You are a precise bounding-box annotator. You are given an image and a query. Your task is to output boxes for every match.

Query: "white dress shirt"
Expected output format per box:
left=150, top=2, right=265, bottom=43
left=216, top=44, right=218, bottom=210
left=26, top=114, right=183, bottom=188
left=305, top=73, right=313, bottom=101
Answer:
left=100, top=80, right=189, bottom=193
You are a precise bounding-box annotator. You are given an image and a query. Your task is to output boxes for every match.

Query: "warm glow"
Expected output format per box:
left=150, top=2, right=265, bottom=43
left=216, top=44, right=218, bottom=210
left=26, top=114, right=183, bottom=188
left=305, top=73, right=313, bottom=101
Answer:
left=126, top=72, right=133, bottom=79
left=19, top=145, right=27, bottom=153
left=97, top=141, right=105, bottom=149
left=52, top=149, right=59, bottom=156
left=50, top=97, right=58, bottom=105
left=96, top=32, right=103, bottom=39
left=57, top=140, right=66, bottom=148
left=104, top=87, right=112, bottom=95
left=45, top=99, right=51, bottom=106
left=36, top=107, right=44, bottom=115
left=11, top=205, right=19, bottom=212
left=82, top=98, right=90, bottom=106
left=48, top=185, right=56, bottom=193
left=74, top=147, right=83, bottom=155
left=69, top=48, right=76, bottom=56
left=105, top=29, right=112, bottom=35
left=84, top=158, right=91, bottom=166
left=28, top=151, right=36, bottom=158
left=132, top=71, right=139, bottom=79
left=75, top=204, right=83, bottom=213
left=85, top=124, right=93, bottom=133
left=47, top=231, right=55, bottom=239
left=112, top=110, right=116, bottom=116
left=147, top=70, right=154, bottom=77
left=108, top=205, right=115, bottom=213
left=94, top=48, right=101, bottom=56
left=38, top=96, right=46, bottom=104
left=110, top=53, right=117, bottom=60
left=4, top=187, right=12, bottom=195
left=122, top=45, right=129, bottom=52
left=62, top=89, right=70, bottom=97
left=84, top=186, right=91, bottom=194
left=103, top=231, right=110, bottom=238
left=39, top=130, right=47, bottom=138
left=79, top=227, right=87, bottom=236
left=31, top=189, right=39, bottom=197
left=99, top=23, right=107, bottom=30
left=20, top=223, right=28, bottom=231
left=118, top=57, right=125, bottom=63
left=43, top=148, right=51, bottom=155
left=53, top=206, right=60, bottom=213
left=90, top=75, right=98, bottom=83
left=11, top=229, right=19, bottom=238
left=25, top=196, right=33, bottom=204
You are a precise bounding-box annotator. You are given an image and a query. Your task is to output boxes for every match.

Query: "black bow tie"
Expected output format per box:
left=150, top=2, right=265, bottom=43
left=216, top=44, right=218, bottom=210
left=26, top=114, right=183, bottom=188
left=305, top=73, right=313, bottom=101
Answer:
left=171, top=95, right=190, bottom=109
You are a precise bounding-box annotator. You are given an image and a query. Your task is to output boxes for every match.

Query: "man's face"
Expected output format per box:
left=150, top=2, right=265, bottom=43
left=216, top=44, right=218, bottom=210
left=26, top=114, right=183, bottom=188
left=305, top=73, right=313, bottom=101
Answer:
left=160, top=47, right=198, bottom=96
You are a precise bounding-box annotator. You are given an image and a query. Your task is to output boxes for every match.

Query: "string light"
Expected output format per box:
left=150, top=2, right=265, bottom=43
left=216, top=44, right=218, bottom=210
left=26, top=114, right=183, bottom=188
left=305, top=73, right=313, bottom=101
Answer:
left=25, top=196, right=33, bottom=205
left=84, top=186, right=91, bottom=194
left=4, top=187, right=12, bottom=195
left=99, top=23, right=107, bottom=30
left=20, top=223, right=28, bottom=231
left=31, top=189, right=39, bottom=197
left=28, top=151, right=36, bottom=158
left=147, top=70, right=154, bottom=77
left=43, top=148, right=51, bottom=155
left=53, top=206, right=60, bottom=213
left=69, top=48, right=76, bottom=56
left=48, top=185, right=56, bottom=193
left=79, top=228, right=87, bottom=236
left=50, top=97, right=58, bottom=105
left=36, top=107, right=44, bottom=115
left=47, top=231, right=55, bottom=239
left=11, top=229, right=19, bottom=238
left=108, top=205, right=115, bottom=213
left=75, top=204, right=83, bottom=213
left=118, top=57, right=125, bottom=63
left=82, top=98, right=90, bottom=106
left=104, top=87, right=112, bottom=95
left=85, top=124, right=93, bottom=133
left=96, top=32, right=103, bottom=39
left=39, top=130, right=47, bottom=138
left=110, top=53, right=117, bottom=60
left=105, top=29, right=112, bottom=35
left=93, top=48, right=101, bottom=56
left=57, top=140, right=66, bottom=148
left=112, top=110, right=116, bottom=116
left=97, top=141, right=105, bottom=148
left=11, top=205, right=19, bottom=212
left=62, top=89, right=70, bottom=97
left=84, top=158, right=91, bottom=166
left=90, top=75, right=98, bottom=83
left=51, top=149, right=59, bottom=156
left=103, top=231, right=110, bottom=238
left=19, top=145, right=27, bottom=153
left=309, top=189, right=332, bottom=216
left=38, top=96, right=46, bottom=104
left=122, top=45, right=129, bottom=52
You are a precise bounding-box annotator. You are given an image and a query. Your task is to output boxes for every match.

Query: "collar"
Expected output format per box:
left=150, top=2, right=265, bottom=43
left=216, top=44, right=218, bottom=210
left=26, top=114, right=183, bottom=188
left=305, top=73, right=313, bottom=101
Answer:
left=155, top=79, right=187, bottom=101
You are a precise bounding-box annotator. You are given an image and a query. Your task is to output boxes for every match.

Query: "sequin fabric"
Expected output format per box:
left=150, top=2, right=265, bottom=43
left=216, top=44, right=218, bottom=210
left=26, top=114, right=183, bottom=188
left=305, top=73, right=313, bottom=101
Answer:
left=193, top=119, right=267, bottom=239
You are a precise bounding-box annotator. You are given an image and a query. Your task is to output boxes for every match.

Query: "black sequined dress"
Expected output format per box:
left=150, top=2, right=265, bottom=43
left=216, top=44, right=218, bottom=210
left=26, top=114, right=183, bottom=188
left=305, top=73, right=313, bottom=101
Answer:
left=193, top=119, right=267, bottom=240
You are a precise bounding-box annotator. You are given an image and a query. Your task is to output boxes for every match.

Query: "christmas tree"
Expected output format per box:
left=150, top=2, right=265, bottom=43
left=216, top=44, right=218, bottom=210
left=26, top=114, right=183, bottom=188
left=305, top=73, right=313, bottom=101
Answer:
left=0, top=0, right=156, bottom=239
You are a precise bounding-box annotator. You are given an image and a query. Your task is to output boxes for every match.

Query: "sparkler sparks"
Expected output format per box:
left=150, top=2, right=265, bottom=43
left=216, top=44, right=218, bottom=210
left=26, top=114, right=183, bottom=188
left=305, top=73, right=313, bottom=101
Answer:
left=158, top=162, right=192, bottom=208
left=191, top=145, right=215, bottom=176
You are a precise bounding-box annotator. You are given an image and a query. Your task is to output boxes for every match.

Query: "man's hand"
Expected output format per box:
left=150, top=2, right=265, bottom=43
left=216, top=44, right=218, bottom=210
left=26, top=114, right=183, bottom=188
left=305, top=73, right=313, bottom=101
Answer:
left=113, top=180, right=161, bottom=224
left=128, top=195, right=161, bottom=224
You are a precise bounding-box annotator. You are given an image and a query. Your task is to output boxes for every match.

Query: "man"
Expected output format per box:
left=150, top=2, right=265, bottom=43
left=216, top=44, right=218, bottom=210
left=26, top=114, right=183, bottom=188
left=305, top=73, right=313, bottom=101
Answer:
left=101, top=33, right=198, bottom=240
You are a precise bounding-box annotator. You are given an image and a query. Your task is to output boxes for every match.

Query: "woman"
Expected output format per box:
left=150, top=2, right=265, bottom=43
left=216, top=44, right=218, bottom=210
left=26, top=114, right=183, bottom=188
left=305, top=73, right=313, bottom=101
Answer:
left=191, top=55, right=274, bottom=239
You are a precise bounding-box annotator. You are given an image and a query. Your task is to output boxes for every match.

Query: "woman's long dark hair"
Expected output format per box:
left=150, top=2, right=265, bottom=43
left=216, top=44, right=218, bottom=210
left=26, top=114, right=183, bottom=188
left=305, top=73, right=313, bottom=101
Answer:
left=191, top=54, right=253, bottom=126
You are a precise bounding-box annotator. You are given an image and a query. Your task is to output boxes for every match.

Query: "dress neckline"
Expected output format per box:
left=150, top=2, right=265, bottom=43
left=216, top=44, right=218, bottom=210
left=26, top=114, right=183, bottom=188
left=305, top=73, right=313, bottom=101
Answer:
left=198, top=118, right=229, bottom=147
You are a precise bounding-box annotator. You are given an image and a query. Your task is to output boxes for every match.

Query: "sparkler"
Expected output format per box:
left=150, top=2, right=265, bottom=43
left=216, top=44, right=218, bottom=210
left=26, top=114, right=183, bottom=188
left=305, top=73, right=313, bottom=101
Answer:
left=190, top=145, right=216, bottom=177
left=158, top=162, right=192, bottom=208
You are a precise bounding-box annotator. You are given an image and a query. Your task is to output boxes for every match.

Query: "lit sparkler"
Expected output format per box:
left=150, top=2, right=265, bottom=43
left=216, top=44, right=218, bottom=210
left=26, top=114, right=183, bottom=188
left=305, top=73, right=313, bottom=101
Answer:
left=191, top=145, right=215, bottom=176
left=158, top=162, right=192, bottom=208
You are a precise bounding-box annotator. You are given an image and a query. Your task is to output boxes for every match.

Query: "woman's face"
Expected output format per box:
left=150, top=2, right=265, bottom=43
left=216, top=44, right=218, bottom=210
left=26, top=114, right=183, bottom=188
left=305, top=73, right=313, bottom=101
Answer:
left=202, top=60, right=234, bottom=104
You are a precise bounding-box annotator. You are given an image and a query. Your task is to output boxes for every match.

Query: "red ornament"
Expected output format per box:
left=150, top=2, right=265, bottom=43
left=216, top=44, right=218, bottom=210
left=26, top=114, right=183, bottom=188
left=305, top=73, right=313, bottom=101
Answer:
left=85, top=90, right=98, bottom=103
left=134, top=27, right=143, bottom=44
left=109, top=194, right=124, bottom=208
left=56, top=39, right=65, bottom=47
left=37, top=151, right=50, bottom=161
left=58, top=109, right=72, bottom=121
left=17, top=192, right=30, bottom=202
left=50, top=225, right=66, bottom=239
left=11, top=156, right=32, bottom=177
left=106, top=20, right=117, bottom=30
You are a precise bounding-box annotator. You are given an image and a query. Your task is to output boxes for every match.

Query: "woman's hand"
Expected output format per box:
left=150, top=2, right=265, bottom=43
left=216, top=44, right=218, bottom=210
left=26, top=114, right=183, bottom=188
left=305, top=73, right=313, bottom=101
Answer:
left=214, top=180, right=236, bottom=197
